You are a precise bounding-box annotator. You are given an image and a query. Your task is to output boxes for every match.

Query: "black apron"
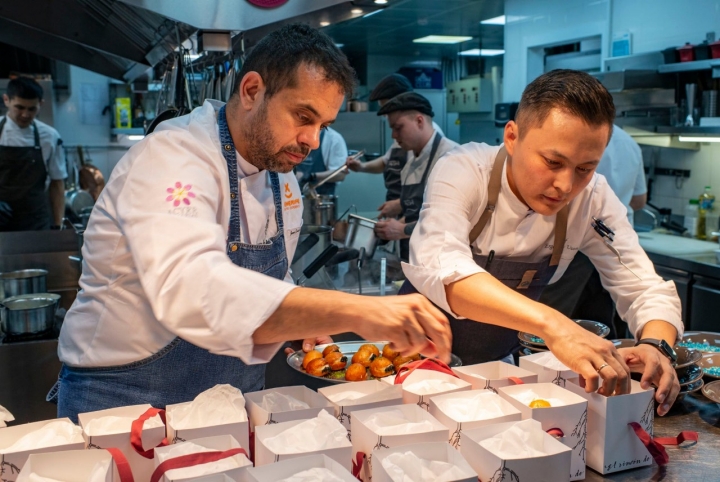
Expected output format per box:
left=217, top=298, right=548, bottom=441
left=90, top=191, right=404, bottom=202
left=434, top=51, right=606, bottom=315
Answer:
left=399, top=147, right=569, bottom=364
left=0, top=118, right=51, bottom=231
left=398, top=133, right=443, bottom=261
left=295, top=130, right=335, bottom=195
left=383, top=146, right=407, bottom=202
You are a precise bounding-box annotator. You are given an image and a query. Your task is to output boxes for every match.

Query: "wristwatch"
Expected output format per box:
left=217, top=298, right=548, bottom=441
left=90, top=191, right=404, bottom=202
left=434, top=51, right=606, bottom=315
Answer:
left=635, top=338, right=678, bottom=364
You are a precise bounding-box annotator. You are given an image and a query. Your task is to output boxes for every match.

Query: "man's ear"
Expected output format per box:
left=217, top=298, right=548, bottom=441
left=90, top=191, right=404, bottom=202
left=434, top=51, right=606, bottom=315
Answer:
left=504, top=120, right=519, bottom=156
left=238, top=72, right=265, bottom=111
left=2, top=94, right=9, bottom=107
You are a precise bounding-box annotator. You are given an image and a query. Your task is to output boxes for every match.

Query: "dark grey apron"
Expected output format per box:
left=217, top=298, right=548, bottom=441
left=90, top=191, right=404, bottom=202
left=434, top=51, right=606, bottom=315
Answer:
left=383, top=146, right=407, bottom=202
left=0, top=118, right=51, bottom=231
left=295, top=130, right=334, bottom=195
left=399, top=147, right=569, bottom=364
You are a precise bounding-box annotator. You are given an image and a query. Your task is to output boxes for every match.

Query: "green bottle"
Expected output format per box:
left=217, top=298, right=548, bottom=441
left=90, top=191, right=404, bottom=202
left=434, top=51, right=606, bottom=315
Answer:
left=698, top=186, right=716, bottom=240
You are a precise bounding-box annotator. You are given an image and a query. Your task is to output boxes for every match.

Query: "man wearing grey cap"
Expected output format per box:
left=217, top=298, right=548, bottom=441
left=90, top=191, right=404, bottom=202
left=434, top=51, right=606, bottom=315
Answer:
left=346, top=74, right=444, bottom=219
left=372, top=92, right=459, bottom=261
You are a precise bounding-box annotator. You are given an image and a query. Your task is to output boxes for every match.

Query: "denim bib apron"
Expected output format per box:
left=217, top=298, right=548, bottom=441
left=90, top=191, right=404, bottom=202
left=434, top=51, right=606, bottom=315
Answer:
left=399, top=147, right=569, bottom=365
left=0, top=119, right=51, bottom=231
left=383, top=146, right=407, bottom=202
left=295, top=130, right=334, bottom=195
left=52, top=105, right=289, bottom=422
left=398, top=133, right=442, bottom=261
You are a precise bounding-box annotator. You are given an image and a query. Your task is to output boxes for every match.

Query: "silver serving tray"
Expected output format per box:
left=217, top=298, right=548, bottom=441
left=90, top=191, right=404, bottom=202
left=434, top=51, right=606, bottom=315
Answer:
left=287, top=341, right=461, bottom=384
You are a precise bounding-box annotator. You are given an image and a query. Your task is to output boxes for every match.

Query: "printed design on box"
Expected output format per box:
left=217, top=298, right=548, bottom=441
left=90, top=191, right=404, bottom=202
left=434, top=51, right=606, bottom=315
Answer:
left=365, top=435, right=390, bottom=480
left=87, top=437, right=103, bottom=449
left=172, top=432, right=187, bottom=444
left=490, top=460, right=520, bottom=482
left=450, top=422, right=462, bottom=448
left=640, top=398, right=654, bottom=436
left=265, top=413, right=278, bottom=425
left=417, top=395, right=430, bottom=411
left=337, top=408, right=352, bottom=441
left=552, top=371, right=567, bottom=387
left=571, top=408, right=588, bottom=463
left=484, top=379, right=498, bottom=394
left=1, top=455, right=21, bottom=479
left=274, top=454, right=281, bottom=463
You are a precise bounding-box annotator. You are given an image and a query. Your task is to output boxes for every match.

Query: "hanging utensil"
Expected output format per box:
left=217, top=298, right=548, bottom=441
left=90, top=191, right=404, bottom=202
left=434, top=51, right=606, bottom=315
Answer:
left=296, top=244, right=339, bottom=285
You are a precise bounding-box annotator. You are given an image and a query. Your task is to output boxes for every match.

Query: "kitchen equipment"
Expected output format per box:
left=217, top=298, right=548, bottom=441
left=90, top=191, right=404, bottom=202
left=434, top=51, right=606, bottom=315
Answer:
left=302, top=163, right=351, bottom=204
left=295, top=244, right=339, bottom=286
left=344, top=214, right=377, bottom=258
left=291, top=232, right=319, bottom=265
left=685, top=83, right=697, bottom=126
left=0, top=269, right=48, bottom=300
left=286, top=341, right=462, bottom=384
left=292, top=225, right=332, bottom=276
left=0, top=294, right=59, bottom=335
left=678, top=331, right=720, bottom=353
left=302, top=195, right=335, bottom=226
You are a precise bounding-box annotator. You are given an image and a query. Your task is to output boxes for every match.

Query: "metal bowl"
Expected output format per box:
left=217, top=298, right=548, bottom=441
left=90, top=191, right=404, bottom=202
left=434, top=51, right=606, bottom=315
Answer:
left=698, top=354, right=720, bottom=379
left=287, top=341, right=461, bottom=384
left=674, top=346, right=702, bottom=369
left=0, top=294, right=58, bottom=335
left=677, top=364, right=704, bottom=386
left=0, top=269, right=48, bottom=300
left=678, top=331, right=720, bottom=354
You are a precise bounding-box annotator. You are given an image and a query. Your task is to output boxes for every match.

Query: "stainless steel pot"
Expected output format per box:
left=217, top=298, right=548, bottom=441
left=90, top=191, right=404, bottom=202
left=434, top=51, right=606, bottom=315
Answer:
left=1, top=294, right=59, bottom=335
left=345, top=214, right=377, bottom=257
left=302, top=195, right=337, bottom=226
left=0, top=269, right=48, bottom=300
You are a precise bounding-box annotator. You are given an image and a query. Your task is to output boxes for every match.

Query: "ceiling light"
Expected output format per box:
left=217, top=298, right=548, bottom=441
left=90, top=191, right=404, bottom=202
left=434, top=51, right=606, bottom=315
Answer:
left=459, top=48, right=505, bottom=56
left=481, top=15, right=506, bottom=25
left=413, top=35, right=473, bottom=44
left=128, top=135, right=145, bottom=141
left=678, top=136, right=720, bottom=143
left=351, top=8, right=363, bottom=14
left=320, top=21, right=330, bottom=27
left=374, top=0, right=388, bottom=4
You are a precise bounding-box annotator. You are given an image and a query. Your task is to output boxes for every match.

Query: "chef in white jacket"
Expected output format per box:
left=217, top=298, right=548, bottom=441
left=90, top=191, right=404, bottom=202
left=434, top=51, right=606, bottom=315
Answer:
left=401, top=70, right=682, bottom=415
left=51, top=24, right=450, bottom=422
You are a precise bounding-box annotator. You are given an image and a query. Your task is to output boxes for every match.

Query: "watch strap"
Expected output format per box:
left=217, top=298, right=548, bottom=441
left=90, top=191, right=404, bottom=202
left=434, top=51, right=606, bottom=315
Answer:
left=635, top=338, right=677, bottom=363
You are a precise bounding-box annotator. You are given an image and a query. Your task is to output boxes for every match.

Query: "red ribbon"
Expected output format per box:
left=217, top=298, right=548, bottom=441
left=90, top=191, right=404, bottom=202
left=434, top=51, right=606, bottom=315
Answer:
left=394, top=358, right=458, bottom=385
left=546, top=428, right=564, bottom=438
left=130, top=407, right=169, bottom=459
left=654, top=431, right=699, bottom=446
left=106, top=448, right=134, bottom=482
left=628, top=422, right=698, bottom=466
left=506, top=376, right=525, bottom=385
left=149, top=448, right=248, bottom=482
left=352, top=451, right=365, bottom=479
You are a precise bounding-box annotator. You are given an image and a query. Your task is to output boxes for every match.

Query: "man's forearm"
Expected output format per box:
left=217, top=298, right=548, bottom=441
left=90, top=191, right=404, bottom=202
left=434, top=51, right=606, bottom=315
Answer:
left=638, top=319, right=678, bottom=346
left=315, top=168, right=347, bottom=183
left=48, top=180, right=65, bottom=226
left=360, top=158, right=386, bottom=174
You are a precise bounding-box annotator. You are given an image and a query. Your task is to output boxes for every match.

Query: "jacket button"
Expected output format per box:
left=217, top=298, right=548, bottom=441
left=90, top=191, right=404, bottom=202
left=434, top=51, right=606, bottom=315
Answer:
left=230, top=244, right=238, bottom=252
left=230, top=192, right=236, bottom=199
left=224, top=144, right=232, bottom=151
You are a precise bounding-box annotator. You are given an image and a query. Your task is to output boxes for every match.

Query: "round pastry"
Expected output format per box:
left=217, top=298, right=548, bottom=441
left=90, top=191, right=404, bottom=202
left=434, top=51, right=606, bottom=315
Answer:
left=325, top=351, right=348, bottom=371
left=369, top=356, right=395, bottom=378
left=302, top=350, right=323, bottom=369
left=322, top=344, right=341, bottom=357
left=381, top=344, right=400, bottom=361
left=529, top=399, right=551, bottom=408
left=409, top=353, right=421, bottom=361
left=392, top=355, right=414, bottom=370
left=359, top=343, right=381, bottom=357
left=345, top=363, right=368, bottom=381
left=352, top=349, right=376, bottom=368
left=306, top=357, right=331, bottom=377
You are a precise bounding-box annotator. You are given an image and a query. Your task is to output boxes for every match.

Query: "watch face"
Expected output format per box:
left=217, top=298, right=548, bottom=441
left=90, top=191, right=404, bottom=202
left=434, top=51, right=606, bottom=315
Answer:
left=660, top=339, right=678, bottom=362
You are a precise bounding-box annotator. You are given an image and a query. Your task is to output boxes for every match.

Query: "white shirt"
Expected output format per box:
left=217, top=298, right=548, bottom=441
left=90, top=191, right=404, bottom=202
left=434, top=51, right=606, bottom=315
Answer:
left=320, top=127, right=348, bottom=171
left=403, top=143, right=683, bottom=341
left=595, top=126, right=646, bottom=225
left=379, top=120, right=444, bottom=166
left=58, top=100, right=302, bottom=367
left=0, top=116, right=67, bottom=182
left=401, top=131, right=459, bottom=186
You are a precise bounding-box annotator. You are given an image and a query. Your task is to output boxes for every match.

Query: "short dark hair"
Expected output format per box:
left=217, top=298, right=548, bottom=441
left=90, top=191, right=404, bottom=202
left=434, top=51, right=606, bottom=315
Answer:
left=6, top=77, right=44, bottom=101
left=236, top=23, right=356, bottom=99
left=516, top=69, right=615, bottom=137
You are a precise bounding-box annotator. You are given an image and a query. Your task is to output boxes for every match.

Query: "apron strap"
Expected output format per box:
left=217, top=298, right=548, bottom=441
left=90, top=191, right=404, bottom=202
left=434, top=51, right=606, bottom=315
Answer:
left=550, top=204, right=569, bottom=267
left=418, top=132, right=443, bottom=187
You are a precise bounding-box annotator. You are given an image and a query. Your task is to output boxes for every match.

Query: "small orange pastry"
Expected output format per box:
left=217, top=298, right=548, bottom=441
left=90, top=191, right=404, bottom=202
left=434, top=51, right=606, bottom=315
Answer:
left=393, top=355, right=414, bottom=370
left=359, top=344, right=381, bottom=357
left=322, top=344, right=341, bottom=357
left=409, top=353, right=421, bottom=361
left=325, top=351, right=348, bottom=371
left=382, top=344, right=400, bottom=361
left=306, top=357, right=331, bottom=377
left=302, top=350, right=323, bottom=369
left=352, top=349, right=376, bottom=368
left=370, top=357, right=395, bottom=378
left=345, top=363, right=368, bottom=381
left=529, top=399, right=551, bottom=408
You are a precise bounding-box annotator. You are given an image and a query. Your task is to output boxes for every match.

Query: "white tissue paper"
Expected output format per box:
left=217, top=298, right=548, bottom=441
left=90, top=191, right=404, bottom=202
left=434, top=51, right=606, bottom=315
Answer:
left=168, top=384, right=247, bottom=430
left=381, top=451, right=471, bottom=482
left=530, top=352, right=571, bottom=371
left=0, top=405, right=15, bottom=428
left=364, top=409, right=434, bottom=436
left=261, top=392, right=310, bottom=412
left=26, top=475, right=62, bottom=482
left=326, top=391, right=369, bottom=404
left=157, top=441, right=246, bottom=479
left=18, top=456, right=110, bottom=482
left=434, top=393, right=508, bottom=422
left=277, top=468, right=346, bottom=482
left=404, top=380, right=461, bottom=395
left=326, top=386, right=399, bottom=406
left=478, top=419, right=548, bottom=459
left=83, top=414, right=164, bottom=437
left=1, top=420, right=81, bottom=453
left=263, top=411, right=347, bottom=454
left=510, top=389, right=566, bottom=408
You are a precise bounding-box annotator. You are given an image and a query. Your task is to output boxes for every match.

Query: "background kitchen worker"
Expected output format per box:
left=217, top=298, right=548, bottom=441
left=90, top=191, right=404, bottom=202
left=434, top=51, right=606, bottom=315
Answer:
left=294, top=125, right=348, bottom=195
left=0, top=77, right=67, bottom=231
left=372, top=92, right=459, bottom=261
left=346, top=74, right=443, bottom=219
left=53, top=24, right=450, bottom=422
left=540, top=125, right=647, bottom=335
left=402, top=69, right=682, bottom=415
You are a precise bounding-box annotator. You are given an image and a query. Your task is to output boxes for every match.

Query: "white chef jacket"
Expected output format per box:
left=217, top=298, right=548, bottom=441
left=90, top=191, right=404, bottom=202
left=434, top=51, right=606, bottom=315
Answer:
left=401, top=131, right=459, bottom=186
left=403, top=142, right=684, bottom=341
left=58, top=100, right=302, bottom=367
left=0, top=116, right=67, bottom=182
left=377, top=120, right=444, bottom=166
left=320, top=127, right=348, bottom=171
left=595, top=126, right=646, bottom=225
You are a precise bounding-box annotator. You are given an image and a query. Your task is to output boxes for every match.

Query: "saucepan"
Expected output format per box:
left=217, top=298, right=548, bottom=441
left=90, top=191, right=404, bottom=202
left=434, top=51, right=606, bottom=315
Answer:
left=0, top=269, right=48, bottom=301
left=0, top=293, right=59, bottom=335
left=345, top=214, right=378, bottom=258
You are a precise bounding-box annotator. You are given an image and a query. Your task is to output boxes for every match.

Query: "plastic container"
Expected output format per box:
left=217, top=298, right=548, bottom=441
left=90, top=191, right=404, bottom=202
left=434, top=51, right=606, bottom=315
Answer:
left=685, top=199, right=699, bottom=238
left=662, top=47, right=679, bottom=64
left=678, top=43, right=695, bottom=62
left=711, top=41, right=720, bottom=59
left=695, top=41, right=711, bottom=61
left=698, top=186, right=716, bottom=240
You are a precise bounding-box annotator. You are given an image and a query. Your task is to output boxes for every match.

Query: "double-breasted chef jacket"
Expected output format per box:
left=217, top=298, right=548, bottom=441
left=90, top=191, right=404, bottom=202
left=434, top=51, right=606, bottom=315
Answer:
left=58, top=100, right=302, bottom=368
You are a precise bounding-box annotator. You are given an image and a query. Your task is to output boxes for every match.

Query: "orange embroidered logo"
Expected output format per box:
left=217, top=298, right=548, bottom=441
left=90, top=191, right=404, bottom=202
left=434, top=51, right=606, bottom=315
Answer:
left=283, top=182, right=300, bottom=210
left=284, top=183, right=293, bottom=198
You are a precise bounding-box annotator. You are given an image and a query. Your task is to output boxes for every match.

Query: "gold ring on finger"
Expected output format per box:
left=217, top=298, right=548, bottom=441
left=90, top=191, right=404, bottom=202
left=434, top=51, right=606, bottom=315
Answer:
left=596, top=363, right=609, bottom=373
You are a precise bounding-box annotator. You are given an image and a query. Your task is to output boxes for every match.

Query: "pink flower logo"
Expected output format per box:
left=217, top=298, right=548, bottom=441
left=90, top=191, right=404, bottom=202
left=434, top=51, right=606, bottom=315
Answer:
left=166, top=182, right=196, bottom=206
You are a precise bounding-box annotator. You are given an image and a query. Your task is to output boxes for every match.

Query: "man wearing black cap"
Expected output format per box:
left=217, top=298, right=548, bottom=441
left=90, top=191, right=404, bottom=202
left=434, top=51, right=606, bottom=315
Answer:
left=373, top=92, right=459, bottom=261
left=346, top=74, right=443, bottom=219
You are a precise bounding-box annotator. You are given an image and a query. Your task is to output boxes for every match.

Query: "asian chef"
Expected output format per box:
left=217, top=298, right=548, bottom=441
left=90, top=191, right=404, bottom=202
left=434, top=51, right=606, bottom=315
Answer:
left=401, top=69, right=683, bottom=415
left=52, top=24, right=451, bottom=422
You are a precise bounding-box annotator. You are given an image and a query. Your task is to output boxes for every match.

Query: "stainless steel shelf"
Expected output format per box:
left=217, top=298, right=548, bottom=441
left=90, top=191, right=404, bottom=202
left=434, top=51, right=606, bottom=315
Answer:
left=658, top=58, right=720, bottom=77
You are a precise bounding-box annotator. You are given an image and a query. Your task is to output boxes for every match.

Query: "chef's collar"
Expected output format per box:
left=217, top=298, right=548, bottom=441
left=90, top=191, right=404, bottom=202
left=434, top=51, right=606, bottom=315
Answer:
left=236, top=151, right=259, bottom=177
left=500, top=154, right=535, bottom=217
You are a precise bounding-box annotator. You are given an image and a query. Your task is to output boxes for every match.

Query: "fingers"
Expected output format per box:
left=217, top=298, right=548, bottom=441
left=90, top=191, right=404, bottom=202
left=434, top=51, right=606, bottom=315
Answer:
left=409, top=296, right=451, bottom=361
left=301, top=338, right=316, bottom=352
left=655, top=364, right=680, bottom=416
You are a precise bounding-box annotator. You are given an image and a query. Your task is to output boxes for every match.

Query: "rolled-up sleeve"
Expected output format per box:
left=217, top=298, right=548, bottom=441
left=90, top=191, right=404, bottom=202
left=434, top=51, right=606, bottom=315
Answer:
left=115, top=131, right=293, bottom=364
left=48, top=136, right=68, bottom=180
left=582, top=180, right=683, bottom=341
left=402, top=144, right=492, bottom=316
